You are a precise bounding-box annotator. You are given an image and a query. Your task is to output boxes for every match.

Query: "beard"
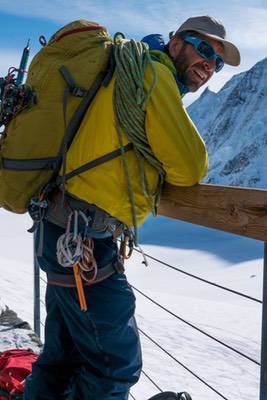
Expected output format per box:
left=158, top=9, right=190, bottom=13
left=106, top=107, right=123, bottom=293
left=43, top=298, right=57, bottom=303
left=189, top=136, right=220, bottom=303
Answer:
left=172, top=45, right=206, bottom=92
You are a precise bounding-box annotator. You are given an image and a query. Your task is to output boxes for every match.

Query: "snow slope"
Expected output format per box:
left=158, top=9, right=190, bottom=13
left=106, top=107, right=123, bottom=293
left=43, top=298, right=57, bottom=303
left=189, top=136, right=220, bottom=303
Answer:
left=0, top=210, right=263, bottom=400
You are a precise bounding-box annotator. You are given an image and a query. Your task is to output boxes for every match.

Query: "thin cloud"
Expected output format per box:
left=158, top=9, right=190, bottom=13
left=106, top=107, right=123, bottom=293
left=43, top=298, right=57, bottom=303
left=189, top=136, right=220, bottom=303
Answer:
left=0, top=0, right=266, bottom=49
left=229, top=6, right=267, bottom=50
left=0, top=0, right=265, bottom=106
left=0, top=0, right=266, bottom=50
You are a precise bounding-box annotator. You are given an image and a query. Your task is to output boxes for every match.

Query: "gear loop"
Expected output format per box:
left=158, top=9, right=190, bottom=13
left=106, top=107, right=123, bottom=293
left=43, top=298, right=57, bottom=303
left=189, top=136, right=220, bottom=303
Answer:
left=56, top=211, right=98, bottom=283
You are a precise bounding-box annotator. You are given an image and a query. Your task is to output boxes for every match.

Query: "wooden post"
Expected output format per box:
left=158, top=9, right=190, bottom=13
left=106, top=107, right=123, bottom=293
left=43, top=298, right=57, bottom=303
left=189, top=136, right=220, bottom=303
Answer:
left=260, top=243, right=267, bottom=400
left=33, top=233, right=40, bottom=337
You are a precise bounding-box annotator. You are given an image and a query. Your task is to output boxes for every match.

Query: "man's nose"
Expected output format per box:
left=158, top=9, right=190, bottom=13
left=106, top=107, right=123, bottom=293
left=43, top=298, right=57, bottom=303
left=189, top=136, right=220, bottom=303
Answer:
left=203, top=59, right=216, bottom=75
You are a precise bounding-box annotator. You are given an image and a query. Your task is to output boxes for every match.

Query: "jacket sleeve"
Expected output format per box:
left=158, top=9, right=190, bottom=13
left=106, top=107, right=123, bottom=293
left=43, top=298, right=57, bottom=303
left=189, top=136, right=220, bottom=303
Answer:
left=144, top=61, right=208, bottom=186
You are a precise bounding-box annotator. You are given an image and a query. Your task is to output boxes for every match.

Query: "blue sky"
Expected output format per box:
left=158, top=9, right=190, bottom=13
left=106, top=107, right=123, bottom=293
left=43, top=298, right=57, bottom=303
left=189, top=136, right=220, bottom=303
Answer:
left=0, top=0, right=266, bottom=105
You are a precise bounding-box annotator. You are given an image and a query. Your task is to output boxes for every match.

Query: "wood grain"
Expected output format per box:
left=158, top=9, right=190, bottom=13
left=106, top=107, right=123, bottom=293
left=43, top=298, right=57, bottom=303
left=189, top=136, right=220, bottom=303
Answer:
left=158, top=183, right=267, bottom=242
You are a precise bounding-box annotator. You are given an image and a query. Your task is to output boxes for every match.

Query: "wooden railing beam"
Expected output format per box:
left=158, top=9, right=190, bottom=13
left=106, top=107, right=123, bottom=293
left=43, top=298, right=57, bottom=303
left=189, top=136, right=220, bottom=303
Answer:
left=159, top=183, right=267, bottom=242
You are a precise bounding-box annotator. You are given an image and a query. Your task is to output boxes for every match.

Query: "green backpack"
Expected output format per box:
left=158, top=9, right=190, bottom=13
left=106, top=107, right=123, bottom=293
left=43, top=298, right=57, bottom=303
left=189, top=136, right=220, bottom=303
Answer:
left=0, top=20, right=114, bottom=214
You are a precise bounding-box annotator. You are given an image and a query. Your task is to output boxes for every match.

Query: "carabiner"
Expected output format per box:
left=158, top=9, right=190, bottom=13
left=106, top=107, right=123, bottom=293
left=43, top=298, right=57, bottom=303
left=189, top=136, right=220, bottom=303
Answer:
left=121, top=234, right=134, bottom=259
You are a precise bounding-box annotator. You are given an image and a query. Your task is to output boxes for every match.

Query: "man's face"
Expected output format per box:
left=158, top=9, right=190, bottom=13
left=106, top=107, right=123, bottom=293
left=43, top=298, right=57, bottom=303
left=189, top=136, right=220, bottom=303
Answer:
left=170, top=33, right=224, bottom=92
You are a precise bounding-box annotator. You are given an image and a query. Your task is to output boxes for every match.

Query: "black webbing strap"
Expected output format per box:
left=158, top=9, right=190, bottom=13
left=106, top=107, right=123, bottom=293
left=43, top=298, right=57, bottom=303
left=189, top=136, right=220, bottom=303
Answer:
left=0, top=156, right=59, bottom=171
left=53, top=63, right=114, bottom=199
left=47, top=260, right=117, bottom=287
left=102, top=45, right=116, bottom=87
left=60, top=65, right=86, bottom=97
left=57, top=46, right=116, bottom=161
left=57, top=69, right=109, bottom=159
left=57, top=142, right=134, bottom=183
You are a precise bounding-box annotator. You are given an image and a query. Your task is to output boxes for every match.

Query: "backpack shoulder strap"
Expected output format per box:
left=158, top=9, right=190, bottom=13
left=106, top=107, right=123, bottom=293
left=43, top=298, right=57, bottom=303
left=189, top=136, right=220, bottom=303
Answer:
left=58, top=46, right=116, bottom=158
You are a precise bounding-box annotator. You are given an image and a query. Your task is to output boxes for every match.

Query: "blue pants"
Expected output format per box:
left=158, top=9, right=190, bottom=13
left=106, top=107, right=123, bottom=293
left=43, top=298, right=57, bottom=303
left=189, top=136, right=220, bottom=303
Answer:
left=24, top=220, right=142, bottom=400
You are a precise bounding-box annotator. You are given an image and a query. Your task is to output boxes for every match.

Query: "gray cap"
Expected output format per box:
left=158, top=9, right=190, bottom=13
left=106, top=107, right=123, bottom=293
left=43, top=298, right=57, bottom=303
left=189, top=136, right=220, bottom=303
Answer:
left=175, top=16, right=240, bottom=66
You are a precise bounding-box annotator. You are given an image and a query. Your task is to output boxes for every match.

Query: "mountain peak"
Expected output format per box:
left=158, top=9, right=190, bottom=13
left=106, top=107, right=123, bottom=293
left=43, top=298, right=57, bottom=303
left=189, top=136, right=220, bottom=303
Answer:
left=188, top=57, right=267, bottom=189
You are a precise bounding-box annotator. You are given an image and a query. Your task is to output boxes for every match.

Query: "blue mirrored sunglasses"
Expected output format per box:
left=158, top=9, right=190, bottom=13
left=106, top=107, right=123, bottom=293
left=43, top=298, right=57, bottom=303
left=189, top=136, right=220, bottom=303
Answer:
left=181, top=34, right=224, bottom=73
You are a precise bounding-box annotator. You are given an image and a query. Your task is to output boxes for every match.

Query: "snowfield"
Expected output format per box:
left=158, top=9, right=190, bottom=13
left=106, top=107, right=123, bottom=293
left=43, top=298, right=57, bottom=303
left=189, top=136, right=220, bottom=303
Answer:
left=0, top=209, right=263, bottom=400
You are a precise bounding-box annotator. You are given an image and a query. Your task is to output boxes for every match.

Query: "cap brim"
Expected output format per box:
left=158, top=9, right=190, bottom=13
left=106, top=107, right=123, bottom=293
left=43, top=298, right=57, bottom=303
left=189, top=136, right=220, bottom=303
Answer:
left=177, top=28, right=241, bottom=66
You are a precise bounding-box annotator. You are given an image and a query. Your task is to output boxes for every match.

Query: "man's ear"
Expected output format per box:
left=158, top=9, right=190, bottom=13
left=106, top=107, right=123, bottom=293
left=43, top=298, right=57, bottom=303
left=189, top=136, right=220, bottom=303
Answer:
left=168, top=37, right=182, bottom=58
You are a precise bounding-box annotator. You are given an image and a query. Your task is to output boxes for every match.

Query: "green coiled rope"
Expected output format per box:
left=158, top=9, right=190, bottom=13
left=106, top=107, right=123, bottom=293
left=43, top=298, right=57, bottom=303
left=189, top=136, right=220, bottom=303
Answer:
left=113, top=35, right=166, bottom=243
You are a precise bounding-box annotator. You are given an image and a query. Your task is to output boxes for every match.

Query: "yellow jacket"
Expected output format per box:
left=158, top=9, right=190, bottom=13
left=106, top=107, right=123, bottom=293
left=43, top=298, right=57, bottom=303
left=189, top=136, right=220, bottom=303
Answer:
left=65, top=61, right=208, bottom=227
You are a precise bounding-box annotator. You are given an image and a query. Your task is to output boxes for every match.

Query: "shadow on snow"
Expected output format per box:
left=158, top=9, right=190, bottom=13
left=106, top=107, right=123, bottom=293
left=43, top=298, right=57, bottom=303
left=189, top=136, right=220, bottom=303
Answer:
left=139, top=216, right=263, bottom=264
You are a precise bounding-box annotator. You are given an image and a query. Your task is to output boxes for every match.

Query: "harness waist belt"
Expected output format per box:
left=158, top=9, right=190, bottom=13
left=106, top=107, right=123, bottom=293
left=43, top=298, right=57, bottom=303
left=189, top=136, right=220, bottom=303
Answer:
left=47, top=259, right=124, bottom=287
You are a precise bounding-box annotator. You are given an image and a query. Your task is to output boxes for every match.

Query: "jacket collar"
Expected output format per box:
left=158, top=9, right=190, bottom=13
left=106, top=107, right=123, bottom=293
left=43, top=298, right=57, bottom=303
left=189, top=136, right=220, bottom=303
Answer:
left=149, top=50, right=189, bottom=97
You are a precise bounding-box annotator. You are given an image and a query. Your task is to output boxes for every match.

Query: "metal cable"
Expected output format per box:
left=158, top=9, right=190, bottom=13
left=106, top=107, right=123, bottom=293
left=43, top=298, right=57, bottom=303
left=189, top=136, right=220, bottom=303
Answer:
left=40, top=276, right=47, bottom=285
left=40, top=299, right=46, bottom=307
left=141, top=369, right=163, bottom=392
left=133, top=247, right=262, bottom=303
left=139, top=328, right=229, bottom=400
left=133, top=286, right=260, bottom=366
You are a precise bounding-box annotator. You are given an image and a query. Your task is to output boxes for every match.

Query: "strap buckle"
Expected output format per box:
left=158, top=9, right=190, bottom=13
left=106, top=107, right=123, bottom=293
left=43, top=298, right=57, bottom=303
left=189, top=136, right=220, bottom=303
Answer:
left=27, top=196, right=49, bottom=232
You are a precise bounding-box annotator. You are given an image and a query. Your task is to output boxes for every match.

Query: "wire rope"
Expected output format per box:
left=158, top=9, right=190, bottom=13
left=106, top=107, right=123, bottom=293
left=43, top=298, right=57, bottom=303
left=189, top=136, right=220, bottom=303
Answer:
left=139, top=328, right=230, bottom=400
left=133, top=286, right=260, bottom=366
left=141, top=369, right=163, bottom=392
left=133, top=247, right=262, bottom=303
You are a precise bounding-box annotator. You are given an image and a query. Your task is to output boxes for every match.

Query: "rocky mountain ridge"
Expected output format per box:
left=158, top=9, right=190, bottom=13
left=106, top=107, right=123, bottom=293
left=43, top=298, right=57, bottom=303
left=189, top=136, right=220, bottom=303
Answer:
left=188, top=57, right=267, bottom=188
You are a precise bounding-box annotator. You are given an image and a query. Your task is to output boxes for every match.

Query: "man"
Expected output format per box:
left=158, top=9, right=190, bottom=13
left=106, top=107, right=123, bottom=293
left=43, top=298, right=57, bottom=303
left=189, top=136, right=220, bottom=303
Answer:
left=142, top=15, right=240, bottom=96
left=24, top=15, right=240, bottom=400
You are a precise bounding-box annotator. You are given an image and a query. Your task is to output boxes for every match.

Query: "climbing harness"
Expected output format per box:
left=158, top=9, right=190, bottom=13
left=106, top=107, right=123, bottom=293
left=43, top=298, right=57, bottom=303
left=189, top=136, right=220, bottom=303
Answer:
left=53, top=205, right=149, bottom=310
left=56, top=210, right=98, bottom=311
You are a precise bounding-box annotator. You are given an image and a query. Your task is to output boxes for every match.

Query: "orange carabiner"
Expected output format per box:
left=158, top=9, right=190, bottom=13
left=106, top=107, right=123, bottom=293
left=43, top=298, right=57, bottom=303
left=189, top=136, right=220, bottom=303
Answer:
left=73, top=263, right=87, bottom=311
left=122, top=235, right=134, bottom=259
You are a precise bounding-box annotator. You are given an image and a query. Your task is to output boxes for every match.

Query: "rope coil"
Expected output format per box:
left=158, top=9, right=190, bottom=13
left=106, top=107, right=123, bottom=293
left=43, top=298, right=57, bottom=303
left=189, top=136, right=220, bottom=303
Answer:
left=56, top=210, right=98, bottom=283
left=113, top=36, right=165, bottom=244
